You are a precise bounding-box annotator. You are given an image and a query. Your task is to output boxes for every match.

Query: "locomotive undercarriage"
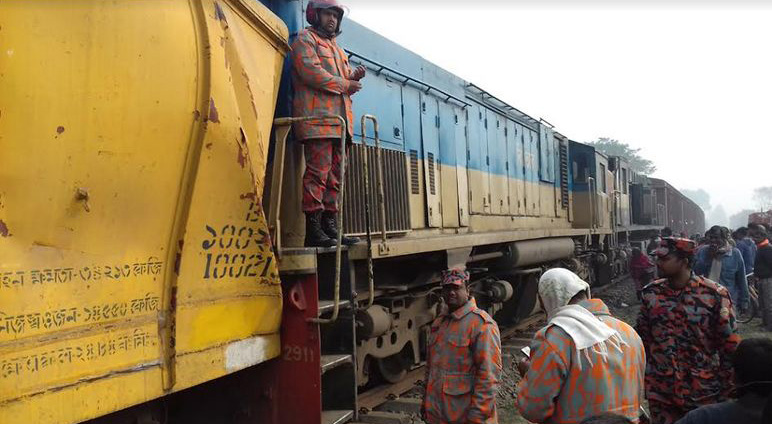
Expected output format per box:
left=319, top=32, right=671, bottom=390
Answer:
left=348, top=235, right=611, bottom=387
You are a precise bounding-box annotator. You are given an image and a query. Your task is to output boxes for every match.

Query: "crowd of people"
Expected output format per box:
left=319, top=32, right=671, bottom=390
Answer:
left=421, top=224, right=772, bottom=424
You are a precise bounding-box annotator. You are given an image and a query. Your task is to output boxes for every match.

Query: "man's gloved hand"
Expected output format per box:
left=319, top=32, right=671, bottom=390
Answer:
left=350, top=65, right=366, bottom=81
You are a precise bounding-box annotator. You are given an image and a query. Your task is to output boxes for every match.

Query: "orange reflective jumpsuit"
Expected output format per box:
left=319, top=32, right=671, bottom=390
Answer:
left=290, top=27, right=357, bottom=213
left=516, top=299, right=646, bottom=424
left=422, top=298, right=501, bottom=424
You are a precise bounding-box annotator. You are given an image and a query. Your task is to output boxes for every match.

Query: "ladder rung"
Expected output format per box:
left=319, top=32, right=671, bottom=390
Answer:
left=322, top=410, right=354, bottom=424
left=318, top=299, right=351, bottom=314
left=321, top=354, right=352, bottom=374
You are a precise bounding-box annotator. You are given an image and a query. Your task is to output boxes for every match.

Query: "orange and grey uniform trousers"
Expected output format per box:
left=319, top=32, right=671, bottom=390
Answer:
left=302, top=138, right=343, bottom=213
left=422, top=298, right=501, bottom=424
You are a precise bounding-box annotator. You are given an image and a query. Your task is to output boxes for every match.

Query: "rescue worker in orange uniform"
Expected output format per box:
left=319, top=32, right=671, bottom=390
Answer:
left=636, top=237, right=740, bottom=424
left=516, top=268, right=646, bottom=423
left=422, top=269, right=502, bottom=424
left=290, top=0, right=365, bottom=247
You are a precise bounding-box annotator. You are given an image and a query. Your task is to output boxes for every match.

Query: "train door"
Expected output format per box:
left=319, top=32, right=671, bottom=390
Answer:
left=438, top=102, right=460, bottom=228
left=525, top=127, right=540, bottom=216
left=420, top=94, right=442, bottom=228
left=506, top=120, right=525, bottom=216
left=538, top=124, right=556, bottom=217
left=402, top=87, right=425, bottom=229
left=454, top=106, right=470, bottom=226
left=595, top=155, right=610, bottom=228
left=467, top=104, right=490, bottom=214
left=488, top=110, right=508, bottom=215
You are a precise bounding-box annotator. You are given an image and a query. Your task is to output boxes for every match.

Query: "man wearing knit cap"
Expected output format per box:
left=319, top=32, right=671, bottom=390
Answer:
left=421, top=268, right=502, bottom=424
left=516, top=268, right=645, bottom=423
left=636, top=237, right=740, bottom=424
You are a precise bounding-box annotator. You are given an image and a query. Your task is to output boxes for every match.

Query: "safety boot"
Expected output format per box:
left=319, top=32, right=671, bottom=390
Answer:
left=322, top=211, right=359, bottom=246
left=305, top=211, right=336, bottom=247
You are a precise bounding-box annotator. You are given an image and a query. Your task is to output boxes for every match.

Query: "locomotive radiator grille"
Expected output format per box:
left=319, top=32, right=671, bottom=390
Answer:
left=427, top=152, right=436, bottom=195
left=409, top=149, right=420, bottom=195
left=559, top=142, right=569, bottom=209
left=343, top=144, right=411, bottom=236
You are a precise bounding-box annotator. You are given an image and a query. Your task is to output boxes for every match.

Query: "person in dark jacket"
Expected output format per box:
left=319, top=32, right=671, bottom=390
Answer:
left=694, top=226, right=749, bottom=312
left=675, top=337, right=772, bottom=424
left=733, top=227, right=757, bottom=274
left=750, top=224, right=772, bottom=330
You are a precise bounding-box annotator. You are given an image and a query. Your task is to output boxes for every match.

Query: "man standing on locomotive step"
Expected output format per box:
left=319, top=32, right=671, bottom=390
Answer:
left=290, top=0, right=365, bottom=247
left=636, top=237, right=740, bottom=424
left=422, top=269, right=502, bottom=424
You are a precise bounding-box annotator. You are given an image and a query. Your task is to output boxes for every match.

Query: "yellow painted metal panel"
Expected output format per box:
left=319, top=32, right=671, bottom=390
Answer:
left=440, top=163, right=460, bottom=228
left=176, top=298, right=282, bottom=353
left=170, top=0, right=285, bottom=387
left=0, top=322, right=160, bottom=402
left=174, top=333, right=279, bottom=390
left=0, top=367, right=163, bottom=424
left=0, top=0, right=288, bottom=422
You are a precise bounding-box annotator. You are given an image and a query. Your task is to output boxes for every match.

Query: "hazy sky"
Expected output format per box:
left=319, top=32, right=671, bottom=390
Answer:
left=346, top=0, right=771, bottom=220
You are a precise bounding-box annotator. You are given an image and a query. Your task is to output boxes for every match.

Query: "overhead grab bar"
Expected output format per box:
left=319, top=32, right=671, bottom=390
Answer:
left=345, top=50, right=470, bottom=109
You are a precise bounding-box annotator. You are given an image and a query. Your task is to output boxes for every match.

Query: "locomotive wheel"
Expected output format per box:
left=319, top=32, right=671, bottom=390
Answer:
left=377, top=353, right=408, bottom=383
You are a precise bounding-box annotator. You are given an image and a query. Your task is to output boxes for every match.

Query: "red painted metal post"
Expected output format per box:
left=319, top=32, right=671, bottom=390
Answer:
left=276, top=274, right=321, bottom=424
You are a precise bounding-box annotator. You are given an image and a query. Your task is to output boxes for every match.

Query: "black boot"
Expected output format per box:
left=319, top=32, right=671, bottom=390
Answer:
left=322, top=211, right=359, bottom=246
left=305, top=211, right=336, bottom=247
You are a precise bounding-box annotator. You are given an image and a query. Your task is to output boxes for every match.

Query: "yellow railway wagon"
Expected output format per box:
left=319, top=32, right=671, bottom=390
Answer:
left=0, top=1, right=288, bottom=423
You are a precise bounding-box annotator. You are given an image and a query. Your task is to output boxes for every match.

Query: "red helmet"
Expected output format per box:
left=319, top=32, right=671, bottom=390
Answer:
left=306, top=0, right=345, bottom=31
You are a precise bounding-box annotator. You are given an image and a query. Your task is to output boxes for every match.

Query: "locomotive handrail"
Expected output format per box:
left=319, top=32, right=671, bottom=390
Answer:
left=588, top=177, right=597, bottom=229
left=360, top=114, right=386, bottom=309
left=270, top=115, right=347, bottom=324
left=345, top=50, right=470, bottom=109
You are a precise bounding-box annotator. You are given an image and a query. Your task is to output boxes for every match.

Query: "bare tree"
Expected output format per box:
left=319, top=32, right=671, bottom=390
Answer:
left=754, top=186, right=772, bottom=211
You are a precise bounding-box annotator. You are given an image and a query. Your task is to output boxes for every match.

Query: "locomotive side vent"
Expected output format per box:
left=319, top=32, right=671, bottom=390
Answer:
left=427, top=152, right=436, bottom=196
left=410, top=149, right=419, bottom=195
left=559, top=142, right=569, bottom=209
left=343, top=144, right=411, bottom=236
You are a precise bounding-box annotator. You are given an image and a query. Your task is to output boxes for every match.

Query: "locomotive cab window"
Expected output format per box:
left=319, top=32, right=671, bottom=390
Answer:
left=599, top=163, right=607, bottom=193
left=572, top=157, right=588, bottom=182
left=622, top=168, right=628, bottom=194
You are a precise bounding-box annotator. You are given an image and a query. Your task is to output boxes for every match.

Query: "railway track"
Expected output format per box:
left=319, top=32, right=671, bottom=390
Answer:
left=354, top=313, right=547, bottom=424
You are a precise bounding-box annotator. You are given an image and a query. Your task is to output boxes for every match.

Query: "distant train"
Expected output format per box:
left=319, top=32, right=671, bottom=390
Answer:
left=0, top=1, right=704, bottom=424
left=750, top=210, right=772, bottom=227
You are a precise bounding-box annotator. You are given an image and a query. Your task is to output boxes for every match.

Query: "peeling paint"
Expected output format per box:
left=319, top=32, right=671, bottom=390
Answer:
left=0, top=219, right=9, bottom=237
left=207, top=98, right=219, bottom=123
left=239, top=192, right=256, bottom=201
left=193, top=110, right=201, bottom=121
left=56, top=126, right=65, bottom=134
left=174, top=239, right=184, bottom=275
left=236, top=128, right=248, bottom=169
left=205, top=143, right=213, bottom=150
left=214, top=2, right=227, bottom=23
